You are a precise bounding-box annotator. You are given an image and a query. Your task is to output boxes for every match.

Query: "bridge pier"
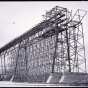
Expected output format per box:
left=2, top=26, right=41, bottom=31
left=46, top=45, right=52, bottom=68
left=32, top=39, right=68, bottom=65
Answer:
left=46, top=72, right=62, bottom=84
left=10, top=75, right=14, bottom=82
left=46, top=72, right=88, bottom=85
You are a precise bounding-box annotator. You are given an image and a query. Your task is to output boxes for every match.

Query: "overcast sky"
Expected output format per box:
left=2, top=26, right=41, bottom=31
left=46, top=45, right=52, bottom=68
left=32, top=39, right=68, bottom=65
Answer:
left=0, top=1, right=88, bottom=72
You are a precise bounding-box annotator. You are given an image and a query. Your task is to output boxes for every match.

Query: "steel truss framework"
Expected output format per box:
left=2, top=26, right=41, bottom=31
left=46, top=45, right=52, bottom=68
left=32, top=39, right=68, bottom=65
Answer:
left=0, top=6, right=87, bottom=83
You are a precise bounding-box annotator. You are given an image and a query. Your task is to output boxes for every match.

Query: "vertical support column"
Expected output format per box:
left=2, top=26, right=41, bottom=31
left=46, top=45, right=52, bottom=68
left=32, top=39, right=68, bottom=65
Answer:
left=81, top=23, right=87, bottom=73
left=0, top=54, right=3, bottom=75
left=61, top=31, right=65, bottom=72
left=82, top=24, right=87, bottom=82
left=24, top=38, right=29, bottom=82
left=38, top=39, right=41, bottom=82
left=73, top=27, right=77, bottom=72
left=52, top=7, right=59, bottom=73
left=3, top=51, right=7, bottom=75
left=0, top=52, right=7, bottom=76
left=66, top=28, right=71, bottom=72
left=52, top=32, right=58, bottom=73
left=65, top=10, right=71, bottom=72
left=42, top=39, right=46, bottom=82
left=13, top=43, right=21, bottom=79
left=76, top=27, right=79, bottom=72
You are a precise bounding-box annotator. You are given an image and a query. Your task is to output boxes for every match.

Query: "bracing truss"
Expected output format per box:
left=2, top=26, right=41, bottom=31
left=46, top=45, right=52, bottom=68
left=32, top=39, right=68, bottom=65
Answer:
left=0, top=6, right=87, bottom=83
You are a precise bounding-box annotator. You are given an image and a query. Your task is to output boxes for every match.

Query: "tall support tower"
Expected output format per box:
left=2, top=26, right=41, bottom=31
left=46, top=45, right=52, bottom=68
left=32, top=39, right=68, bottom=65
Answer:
left=43, top=6, right=87, bottom=73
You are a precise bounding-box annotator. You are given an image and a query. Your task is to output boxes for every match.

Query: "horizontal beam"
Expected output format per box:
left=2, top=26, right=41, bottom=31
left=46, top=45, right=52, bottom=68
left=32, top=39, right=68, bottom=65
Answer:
left=0, top=13, right=65, bottom=54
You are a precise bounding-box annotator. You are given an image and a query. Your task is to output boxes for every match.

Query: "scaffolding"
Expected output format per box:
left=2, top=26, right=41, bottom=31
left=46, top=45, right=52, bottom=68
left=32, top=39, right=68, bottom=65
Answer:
left=0, top=6, right=87, bottom=83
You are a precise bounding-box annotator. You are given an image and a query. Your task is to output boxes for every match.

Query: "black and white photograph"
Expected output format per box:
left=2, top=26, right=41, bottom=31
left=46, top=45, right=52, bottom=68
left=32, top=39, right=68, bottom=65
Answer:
left=0, top=1, right=88, bottom=87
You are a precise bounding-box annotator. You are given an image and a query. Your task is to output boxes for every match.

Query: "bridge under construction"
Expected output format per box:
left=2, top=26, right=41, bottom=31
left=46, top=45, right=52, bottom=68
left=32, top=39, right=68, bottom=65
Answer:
left=0, top=6, right=87, bottom=85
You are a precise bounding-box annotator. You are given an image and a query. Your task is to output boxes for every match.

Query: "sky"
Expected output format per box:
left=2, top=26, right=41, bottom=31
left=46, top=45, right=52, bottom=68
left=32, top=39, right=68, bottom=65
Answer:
left=0, top=1, right=88, bottom=72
